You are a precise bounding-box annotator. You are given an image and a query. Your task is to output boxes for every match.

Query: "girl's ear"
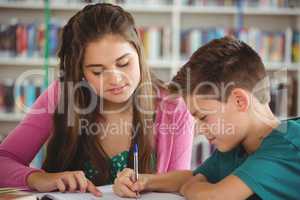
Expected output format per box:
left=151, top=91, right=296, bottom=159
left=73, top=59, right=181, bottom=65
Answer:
left=230, top=88, right=249, bottom=112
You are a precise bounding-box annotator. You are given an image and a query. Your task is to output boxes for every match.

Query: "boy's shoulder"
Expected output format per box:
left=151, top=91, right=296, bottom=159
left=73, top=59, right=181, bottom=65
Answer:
left=259, top=119, right=300, bottom=152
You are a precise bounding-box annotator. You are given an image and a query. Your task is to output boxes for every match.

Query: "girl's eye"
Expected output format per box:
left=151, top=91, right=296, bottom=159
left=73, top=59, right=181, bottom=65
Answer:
left=92, top=71, right=103, bottom=76
left=118, top=62, right=129, bottom=68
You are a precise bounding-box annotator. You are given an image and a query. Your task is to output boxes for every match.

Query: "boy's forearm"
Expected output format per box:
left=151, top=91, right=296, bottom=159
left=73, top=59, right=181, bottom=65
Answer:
left=181, top=181, right=216, bottom=200
left=145, top=170, right=193, bottom=193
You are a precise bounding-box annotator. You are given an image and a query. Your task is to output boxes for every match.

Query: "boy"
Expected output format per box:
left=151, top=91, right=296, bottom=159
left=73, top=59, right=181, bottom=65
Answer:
left=113, top=37, right=300, bottom=199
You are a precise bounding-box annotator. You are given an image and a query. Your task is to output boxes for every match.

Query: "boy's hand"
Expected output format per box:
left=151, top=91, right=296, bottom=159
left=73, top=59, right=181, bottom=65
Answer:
left=113, top=168, right=150, bottom=198
left=27, top=171, right=102, bottom=197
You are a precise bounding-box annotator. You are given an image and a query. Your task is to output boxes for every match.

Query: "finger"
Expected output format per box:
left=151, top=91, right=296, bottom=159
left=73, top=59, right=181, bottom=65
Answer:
left=121, top=177, right=135, bottom=189
left=62, top=174, right=77, bottom=192
left=74, top=171, right=88, bottom=193
left=118, top=168, right=133, bottom=178
left=131, top=181, right=144, bottom=192
left=118, top=185, right=137, bottom=198
left=56, top=178, right=66, bottom=193
left=87, top=180, right=102, bottom=197
left=123, top=168, right=134, bottom=177
left=116, top=171, right=122, bottom=178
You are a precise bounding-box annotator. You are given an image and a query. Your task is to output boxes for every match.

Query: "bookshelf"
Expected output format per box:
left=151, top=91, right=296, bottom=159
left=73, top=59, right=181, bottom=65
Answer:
left=0, top=1, right=300, bottom=167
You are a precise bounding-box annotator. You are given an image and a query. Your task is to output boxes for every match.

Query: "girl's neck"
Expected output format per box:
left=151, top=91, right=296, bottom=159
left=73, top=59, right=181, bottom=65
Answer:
left=100, top=98, right=133, bottom=117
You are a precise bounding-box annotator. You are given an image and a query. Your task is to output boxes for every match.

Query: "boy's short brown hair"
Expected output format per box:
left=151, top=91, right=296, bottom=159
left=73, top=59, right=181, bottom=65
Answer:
left=170, top=36, right=270, bottom=104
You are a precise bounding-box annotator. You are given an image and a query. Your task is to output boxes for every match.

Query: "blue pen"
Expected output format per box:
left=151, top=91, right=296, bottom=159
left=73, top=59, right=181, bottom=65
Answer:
left=134, top=144, right=139, bottom=199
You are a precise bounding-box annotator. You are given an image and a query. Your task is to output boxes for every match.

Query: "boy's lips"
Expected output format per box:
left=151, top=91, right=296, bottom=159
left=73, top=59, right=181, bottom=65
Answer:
left=207, top=137, right=216, bottom=144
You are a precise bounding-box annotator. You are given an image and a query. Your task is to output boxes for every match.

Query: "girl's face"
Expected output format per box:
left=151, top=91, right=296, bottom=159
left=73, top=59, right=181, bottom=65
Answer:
left=83, top=34, right=141, bottom=104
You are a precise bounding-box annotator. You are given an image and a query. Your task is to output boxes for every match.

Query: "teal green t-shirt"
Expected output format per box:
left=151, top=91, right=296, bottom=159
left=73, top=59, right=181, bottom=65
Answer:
left=193, top=120, right=300, bottom=200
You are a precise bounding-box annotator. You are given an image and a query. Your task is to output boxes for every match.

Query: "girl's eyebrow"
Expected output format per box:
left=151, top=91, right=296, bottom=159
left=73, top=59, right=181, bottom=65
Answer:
left=85, top=53, right=131, bottom=68
left=116, top=53, right=130, bottom=61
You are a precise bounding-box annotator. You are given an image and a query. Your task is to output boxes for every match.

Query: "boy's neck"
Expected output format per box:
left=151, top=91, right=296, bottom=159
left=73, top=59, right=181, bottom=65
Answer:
left=242, top=105, right=280, bottom=154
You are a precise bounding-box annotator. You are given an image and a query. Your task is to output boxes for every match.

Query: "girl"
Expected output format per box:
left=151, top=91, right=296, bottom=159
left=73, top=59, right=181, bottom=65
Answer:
left=0, top=3, right=194, bottom=196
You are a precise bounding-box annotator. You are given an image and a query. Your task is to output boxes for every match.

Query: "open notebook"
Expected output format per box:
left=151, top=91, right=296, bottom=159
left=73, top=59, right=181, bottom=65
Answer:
left=36, top=185, right=184, bottom=200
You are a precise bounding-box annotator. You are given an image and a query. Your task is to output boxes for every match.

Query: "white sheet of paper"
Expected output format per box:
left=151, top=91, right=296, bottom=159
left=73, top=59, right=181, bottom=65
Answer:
left=36, top=185, right=184, bottom=200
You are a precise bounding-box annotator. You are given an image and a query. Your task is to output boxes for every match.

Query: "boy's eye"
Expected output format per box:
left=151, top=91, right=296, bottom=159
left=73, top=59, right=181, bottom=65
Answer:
left=199, top=115, right=207, bottom=121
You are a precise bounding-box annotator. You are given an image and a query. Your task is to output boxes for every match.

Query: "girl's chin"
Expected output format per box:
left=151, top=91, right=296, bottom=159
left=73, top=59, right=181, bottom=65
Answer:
left=104, top=93, right=133, bottom=104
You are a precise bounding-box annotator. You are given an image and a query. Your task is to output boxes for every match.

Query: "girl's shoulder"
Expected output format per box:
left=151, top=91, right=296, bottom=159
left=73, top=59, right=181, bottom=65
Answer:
left=155, top=87, right=188, bottom=116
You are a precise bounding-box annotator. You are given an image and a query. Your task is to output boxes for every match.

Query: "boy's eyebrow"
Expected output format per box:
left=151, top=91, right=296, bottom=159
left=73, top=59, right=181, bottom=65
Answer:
left=85, top=53, right=131, bottom=68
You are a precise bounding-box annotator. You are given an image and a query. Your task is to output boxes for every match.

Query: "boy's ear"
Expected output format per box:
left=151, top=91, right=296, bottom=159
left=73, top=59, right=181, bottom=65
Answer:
left=230, top=88, right=249, bottom=112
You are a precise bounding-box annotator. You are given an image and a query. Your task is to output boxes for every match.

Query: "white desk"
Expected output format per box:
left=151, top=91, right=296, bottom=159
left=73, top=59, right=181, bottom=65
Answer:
left=36, top=185, right=184, bottom=200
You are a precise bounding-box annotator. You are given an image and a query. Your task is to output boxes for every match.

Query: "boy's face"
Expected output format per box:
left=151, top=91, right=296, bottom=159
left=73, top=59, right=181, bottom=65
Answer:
left=186, top=94, right=248, bottom=152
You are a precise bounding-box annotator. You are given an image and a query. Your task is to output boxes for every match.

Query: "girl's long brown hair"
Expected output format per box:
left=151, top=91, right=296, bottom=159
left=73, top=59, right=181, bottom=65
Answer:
left=42, top=3, right=160, bottom=185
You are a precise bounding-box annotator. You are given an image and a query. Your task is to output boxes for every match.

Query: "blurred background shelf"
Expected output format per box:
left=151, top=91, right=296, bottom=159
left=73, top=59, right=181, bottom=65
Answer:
left=0, top=112, right=25, bottom=122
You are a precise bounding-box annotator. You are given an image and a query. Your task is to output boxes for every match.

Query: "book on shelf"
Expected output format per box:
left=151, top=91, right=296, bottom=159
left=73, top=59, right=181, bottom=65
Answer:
left=180, top=27, right=288, bottom=63
left=0, top=78, right=43, bottom=115
left=191, top=136, right=215, bottom=167
left=292, top=30, right=300, bottom=63
left=269, top=70, right=298, bottom=118
left=182, top=0, right=300, bottom=8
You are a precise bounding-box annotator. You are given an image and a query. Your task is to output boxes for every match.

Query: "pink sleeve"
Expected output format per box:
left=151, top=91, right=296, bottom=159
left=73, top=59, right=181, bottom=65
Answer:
left=167, top=98, right=194, bottom=171
left=0, top=80, right=59, bottom=188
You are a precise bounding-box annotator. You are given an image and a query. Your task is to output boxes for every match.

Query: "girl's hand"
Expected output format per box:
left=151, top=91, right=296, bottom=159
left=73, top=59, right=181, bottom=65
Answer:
left=27, top=171, right=102, bottom=197
left=113, top=168, right=150, bottom=198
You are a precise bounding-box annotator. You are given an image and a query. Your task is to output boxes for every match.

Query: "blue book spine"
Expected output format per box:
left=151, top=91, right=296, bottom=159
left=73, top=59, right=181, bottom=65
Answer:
left=25, top=81, right=36, bottom=107
left=49, top=23, right=59, bottom=57
left=27, top=23, right=36, bottom=58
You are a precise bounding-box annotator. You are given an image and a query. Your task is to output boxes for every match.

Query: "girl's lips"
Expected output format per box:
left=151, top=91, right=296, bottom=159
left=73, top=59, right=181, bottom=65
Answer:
left=106, top=84, right=128, bottom=95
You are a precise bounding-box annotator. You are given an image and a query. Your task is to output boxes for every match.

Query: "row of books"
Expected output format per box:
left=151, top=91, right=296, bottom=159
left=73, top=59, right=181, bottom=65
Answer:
left=78, top=0, right=173, bottom=4
left=0, top=0, right=172, bottom=5
left=0, top=22, right=61, bottom=58
left=3, top=22, right=299, bottom=64
left=182, top=0, right=300, bottom=7
left=0, top=79, right=43, bottom=114
left=0, top=22, right=172, bottom=61
left=181, top=27, right=300, bottom=63
left=139, top=27, right=172, bottom=60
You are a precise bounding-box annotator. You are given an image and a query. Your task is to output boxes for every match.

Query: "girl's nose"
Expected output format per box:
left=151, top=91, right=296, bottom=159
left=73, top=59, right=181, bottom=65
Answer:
left=107, top=70, right=123, bottom=85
